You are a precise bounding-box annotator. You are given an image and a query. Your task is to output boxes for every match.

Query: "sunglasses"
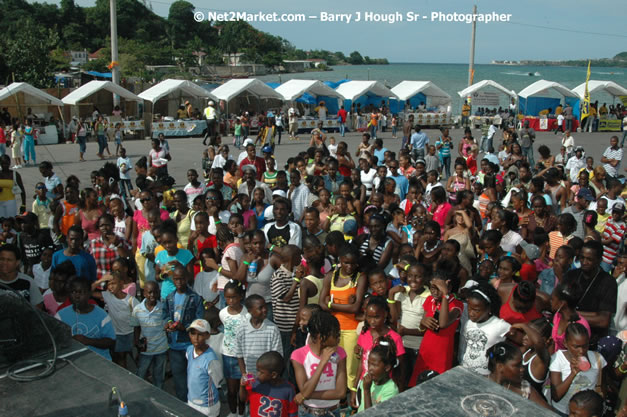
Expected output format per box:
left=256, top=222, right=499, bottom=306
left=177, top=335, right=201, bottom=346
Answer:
left=140, top=198, right=152, bottom=203
left=36, top=186, right=46, bottom=190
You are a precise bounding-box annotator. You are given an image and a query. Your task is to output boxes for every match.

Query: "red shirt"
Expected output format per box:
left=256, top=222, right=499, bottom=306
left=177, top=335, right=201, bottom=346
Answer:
left=239, top=157, right=266, bottom=181
left=499, top=285, right=542, bottom=325
left=520, top=263, right=538, bottom=283
left=467, top=155, right=477, bottom=175
left=246, top=380, right=298, bottom=417
left=337, top=109, right=347, bottom=123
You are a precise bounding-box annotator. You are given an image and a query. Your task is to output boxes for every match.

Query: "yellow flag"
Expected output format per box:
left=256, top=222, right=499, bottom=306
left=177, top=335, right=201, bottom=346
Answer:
left=582, top=60, right=591, bottom=120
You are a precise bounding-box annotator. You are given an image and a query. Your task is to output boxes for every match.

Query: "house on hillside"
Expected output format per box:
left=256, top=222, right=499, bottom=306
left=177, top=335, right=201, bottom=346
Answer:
left=223, top=53, right=247, bottom=66
left=69, top=50, right=88, bottom=66
left=88, top=48, right=105, bottom=61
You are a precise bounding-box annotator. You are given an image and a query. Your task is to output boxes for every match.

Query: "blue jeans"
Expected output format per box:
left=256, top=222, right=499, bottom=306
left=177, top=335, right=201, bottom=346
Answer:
left=339, top=123, right=346, bottom=137
left=119, top=179, right=133, bottom=199
left=0, top=143, right=5, bottom=157
left=77, top=135, right=86, bottom=153
left=137, top=351, right=167, bottom=389
left=441, top=155, right=451, bottom=178
left=370, top=124, right=377, bottom=140
left=23, top=137, right=36, bottom=163
left=169, top=348, right=188, bottom=401
left=97, top=135, right=107, bottom=155
left=522, top=146, right=535, bottom=168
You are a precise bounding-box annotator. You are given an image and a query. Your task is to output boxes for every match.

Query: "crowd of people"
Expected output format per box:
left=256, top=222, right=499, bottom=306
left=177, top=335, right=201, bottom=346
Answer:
left=2, top=110, right=627, bottom=417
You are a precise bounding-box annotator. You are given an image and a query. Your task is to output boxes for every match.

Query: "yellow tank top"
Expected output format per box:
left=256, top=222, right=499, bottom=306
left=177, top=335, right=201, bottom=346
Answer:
left=0, top=178, right=14, bottom=201
left=300, top=275, right=323, bottom=305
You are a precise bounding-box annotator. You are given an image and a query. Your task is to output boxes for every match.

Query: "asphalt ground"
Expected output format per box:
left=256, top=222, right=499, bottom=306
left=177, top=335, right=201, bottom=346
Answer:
left=14, top=126, right=623, bottom=207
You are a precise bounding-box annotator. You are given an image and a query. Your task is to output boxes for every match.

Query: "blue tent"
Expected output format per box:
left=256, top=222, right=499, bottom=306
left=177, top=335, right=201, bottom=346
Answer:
left=518, top=80, right=581, bottom=119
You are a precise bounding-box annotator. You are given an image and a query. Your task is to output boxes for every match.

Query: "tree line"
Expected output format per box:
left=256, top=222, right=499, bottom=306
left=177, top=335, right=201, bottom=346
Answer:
left=0, top=0, right=387, bottom=88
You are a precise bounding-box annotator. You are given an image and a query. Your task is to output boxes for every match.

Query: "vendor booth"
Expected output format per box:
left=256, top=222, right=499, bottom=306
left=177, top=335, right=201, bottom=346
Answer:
left=62, top=80, right=145, bottom=138
left=572, top=80, right=627, bottom=132
left=275, top=79, right=343, bottom=132
left=518, top=80, right=580, bottom=131
left=336, top=81, right=397, bottom=130
left=210, top=78, right=284, bottom=134
left=391, top=81, right=453, bottom=127
left=458, top=80, right=517, bottom=128
left=138, top=79, right=215, bottom=138
left=0, top=82, right=65, bottom=144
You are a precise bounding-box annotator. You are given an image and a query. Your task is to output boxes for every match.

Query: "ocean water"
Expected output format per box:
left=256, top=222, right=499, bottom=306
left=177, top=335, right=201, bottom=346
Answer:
left=258, top=63, right=627, bottom=112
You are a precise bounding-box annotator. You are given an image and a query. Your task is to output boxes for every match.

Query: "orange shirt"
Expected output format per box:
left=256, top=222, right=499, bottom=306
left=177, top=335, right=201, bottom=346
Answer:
left=330, top=273, right=360, bottom=330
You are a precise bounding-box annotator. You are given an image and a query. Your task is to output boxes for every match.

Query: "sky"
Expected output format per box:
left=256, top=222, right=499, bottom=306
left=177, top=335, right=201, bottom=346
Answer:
left=42, top=0, right=627, bottom=64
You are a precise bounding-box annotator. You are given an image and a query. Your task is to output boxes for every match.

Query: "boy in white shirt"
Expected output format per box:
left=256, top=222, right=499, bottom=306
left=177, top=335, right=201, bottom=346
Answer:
left=116, top=147, right=132, bottom=199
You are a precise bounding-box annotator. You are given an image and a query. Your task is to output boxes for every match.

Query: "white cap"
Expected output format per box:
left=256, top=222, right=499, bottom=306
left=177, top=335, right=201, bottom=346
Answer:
left=187, top=319, right=211, bottom=333
left=208, top=100, right=214, bottom=106
left=272, top=190, right=287, bottom=198
left=243, top=138, right=255, bottom=147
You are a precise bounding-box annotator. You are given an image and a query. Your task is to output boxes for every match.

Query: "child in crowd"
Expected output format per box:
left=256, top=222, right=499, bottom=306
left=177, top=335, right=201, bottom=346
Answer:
left=184, top=169, right=206, bottom=207
left=216, top=224, right=242, bottom=308
left=327, top=136, right=338, bottom=159
left=139, top=208, right=163, bottom=284
left=101, top=271, right=139, bottom=368
left=568, top=390, right=605, bottom=417
left=55, top=277, right=116, bottom=360
left=356, top=336, right=400, bottom=412
left=234, top=295, right=282, bottom=381
left=164, top=266, right=205, bottom=402
left=353, top=296, right=405, bottom=399
left=43, top=261, right=76, bottom=315
left=409, top=272, right=463, bottom=385
left=458, top=283, right=510, bottom=375
left=601, top=202, right=626, bottom=272
left=117, top=147, right=132, bottom=199
left=186, top=319, right=223, bottom=417
left=188, top=211, right=217, bottom=277
left=292, top=304, right=322, bottom=351
left=239, top=351, right=298, bottom=417
left=131, top=281, right=168, bottom=389
left=193, top=247, right=220, bottom=305
left=550, top=282, right=591, bottom=351
left=220, top=280, right=248, bottom=417
left=425, top=145, right=440, bottom=174
left=234, top=118, right=243, bottom=149
left=155, top=226, right=194, bottom=300
left=550, top=323, right=607, bottom=415
left=519, top=241, right=540, bottom=283
left=33, top=246, right=53, bottom=292
left=114, top=122, right=123, bottom=155
left=291, top=310, right=347, bottom=416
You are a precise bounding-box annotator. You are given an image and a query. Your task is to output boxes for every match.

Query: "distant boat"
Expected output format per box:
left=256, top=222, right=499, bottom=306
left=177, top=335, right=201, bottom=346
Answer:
left=527, top=72, right=541, bottom=76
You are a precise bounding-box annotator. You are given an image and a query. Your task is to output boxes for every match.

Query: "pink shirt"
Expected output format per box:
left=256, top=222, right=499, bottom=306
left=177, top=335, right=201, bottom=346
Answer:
left=431, top=202, right=452, bottom=228
left=552, top=313, right=591, bottom=351
left=43, top=290, right=63, bottom=315
left=0, top=127, right=6, bottom=144
left=290, top=344, right=347, bottom=409
left=357, top=328, right=405, bottom=380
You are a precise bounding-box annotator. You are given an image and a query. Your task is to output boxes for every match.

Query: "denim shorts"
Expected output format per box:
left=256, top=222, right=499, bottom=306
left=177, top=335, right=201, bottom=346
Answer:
left=223, top=355, right=242, bottom=380
left=115, top=333, right=133, bottom=352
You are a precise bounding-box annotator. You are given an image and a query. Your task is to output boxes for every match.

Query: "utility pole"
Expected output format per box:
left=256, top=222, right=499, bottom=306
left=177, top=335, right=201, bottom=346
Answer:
left=110, top=0, right=120, bottom=106
left=468, top=4, right=477, bottom=86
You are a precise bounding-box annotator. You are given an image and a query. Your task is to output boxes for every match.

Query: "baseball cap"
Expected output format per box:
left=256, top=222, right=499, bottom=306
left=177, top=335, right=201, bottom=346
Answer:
left=272, top=189, right=287, bottom=198
left=242, top=164, right=257, bottom=173
left=243, top=138, right=255, bottom=147
left=613, top=202, right=626, bottom=213
left=519, top=241, right=540, bottom=261
left=416, top=159, right=426, bottom=166
left=187, top=319, right=211, bottom=333
left=576, top=188, right=594, bottom=202
left=462, top=280, right=479, bottom=290
left=575, top=146, right=585, bottom=153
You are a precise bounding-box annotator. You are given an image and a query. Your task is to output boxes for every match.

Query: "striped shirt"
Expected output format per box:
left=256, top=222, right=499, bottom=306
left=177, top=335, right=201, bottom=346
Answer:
left=602, top=219, right=626, bottom=265
left=270, top=266, right=301, bottom=333
left=602, top=146, right=623, bottom=177
left=233, top=319, right=282, bottom=376
left=130, top=300, right=169, bottom=355
left=548, top=231, right=573, bottom=260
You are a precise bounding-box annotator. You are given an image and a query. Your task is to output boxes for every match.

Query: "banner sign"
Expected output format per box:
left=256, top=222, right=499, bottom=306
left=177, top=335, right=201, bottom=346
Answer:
left=598, top=119, right=622, bottom=132
left=471, top=91, right=500, bottom=107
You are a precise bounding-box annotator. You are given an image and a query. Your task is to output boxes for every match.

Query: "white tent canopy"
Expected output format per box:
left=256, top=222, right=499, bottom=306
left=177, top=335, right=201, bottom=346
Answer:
left=210, top=79, right=283, bottom=102
left=62, top=80, right=143, bottom=105
left=518, top=79, right=578, bottom=98
left=458, top=80, right=516, bottom=99
left=138, top=79, right=215, bottom=104
left=572, top=80, right=627, bottom=99
left=335, top=81, right=397, bottom=101
left=274, top=80, right=342, bottom=101
left=0, top=82, right=64, bottom=106
left=392, top=81, right=451, bottom=103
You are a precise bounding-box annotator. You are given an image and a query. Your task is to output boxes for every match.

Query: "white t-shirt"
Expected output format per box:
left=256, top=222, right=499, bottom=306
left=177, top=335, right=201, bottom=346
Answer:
left=394, top=287, right=430, bottom=349
left=500, top=230, right=523, bottom=253
left=33, top=263, right=51, bottom=290
left=219, top=306, right=248, bottom=357
left=459, top=314, right=511, bottom=375
left=102, top=291, right=139, bottom=335
left=557, top=114, right=565, bottom=125
left=613, top=274, right=627, bottom=333
left=193, top=270, right=219, bottom=303
left=328, top=143, right=338, bottom=158
left=184, top=182, right=207, bottom=207
left=549, top=350, right=606, bottom=413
